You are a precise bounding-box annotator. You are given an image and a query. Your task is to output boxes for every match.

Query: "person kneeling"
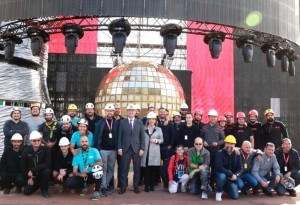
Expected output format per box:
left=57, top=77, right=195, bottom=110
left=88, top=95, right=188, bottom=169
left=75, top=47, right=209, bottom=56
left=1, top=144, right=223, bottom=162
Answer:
left=52, top=137, right=74, bottom=193
left=168, top=145, right=189, bottom=194
left=65, top=136, right=103, bottom=201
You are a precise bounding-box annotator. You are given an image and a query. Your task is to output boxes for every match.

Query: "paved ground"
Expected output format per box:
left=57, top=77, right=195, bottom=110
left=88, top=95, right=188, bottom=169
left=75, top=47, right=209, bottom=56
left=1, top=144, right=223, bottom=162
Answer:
left=1, top=179, right=300, bottom=205
left=1, top=167, right=300, bottom=205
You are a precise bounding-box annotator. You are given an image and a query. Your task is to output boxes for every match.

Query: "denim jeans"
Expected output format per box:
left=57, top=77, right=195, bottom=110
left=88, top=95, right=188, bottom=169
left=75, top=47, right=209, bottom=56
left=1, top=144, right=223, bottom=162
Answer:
left=253, top=171, right=284, bottom=195
left=236, top=173, right=258, bottom=192
left=215, top=172, right=239, bottom=199
left=189, top=170, right=210, bottom=195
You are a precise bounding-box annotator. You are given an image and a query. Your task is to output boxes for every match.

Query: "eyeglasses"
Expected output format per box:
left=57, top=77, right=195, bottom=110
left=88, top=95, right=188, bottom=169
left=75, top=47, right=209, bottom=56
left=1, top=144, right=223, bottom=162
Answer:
left=194, top=143, right=202, bottom=146
left=32, top=139, right=41, bottom=142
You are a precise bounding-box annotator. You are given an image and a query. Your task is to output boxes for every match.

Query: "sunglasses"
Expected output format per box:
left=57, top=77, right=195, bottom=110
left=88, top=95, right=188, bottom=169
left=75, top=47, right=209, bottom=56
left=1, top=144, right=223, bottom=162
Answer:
left=32, top=139, right=41, bottom=142
left=194, top=143, right=202, bottom=146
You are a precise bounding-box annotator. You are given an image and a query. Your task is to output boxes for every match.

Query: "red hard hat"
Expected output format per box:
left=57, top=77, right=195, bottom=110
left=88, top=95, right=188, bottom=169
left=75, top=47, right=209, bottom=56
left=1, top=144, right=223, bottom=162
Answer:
left=248, top=110, right=258, bottom=118
left=236, top=112, right=246, bottom=119
left=224, top=111, right=233, bottom=117
left=218, top=116, right=226, bottom=122
left=194, top=110, right=203, bottom=116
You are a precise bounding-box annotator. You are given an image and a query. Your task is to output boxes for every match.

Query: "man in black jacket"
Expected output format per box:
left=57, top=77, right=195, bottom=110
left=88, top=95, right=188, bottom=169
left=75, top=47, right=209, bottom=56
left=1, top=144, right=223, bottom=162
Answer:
left=0, top=133, right=26, bottom=194
left=21, top=131, right=51, bottom=198
left=214, top=135, right=242, bottom=201
left=85, top=103, right=103, bottom=134
left=53, top=137, right=73, bottom=193
left=275, top=138, right=300, bottom=197
left=3, top=107, right=28, bottom=149
left=157, top=107, right=175, bottom=188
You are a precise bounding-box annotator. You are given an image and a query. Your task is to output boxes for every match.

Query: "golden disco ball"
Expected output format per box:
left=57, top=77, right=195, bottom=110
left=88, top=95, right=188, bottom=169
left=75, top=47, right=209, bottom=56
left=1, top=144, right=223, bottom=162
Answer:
left=95, top=61, right=186, bottom=117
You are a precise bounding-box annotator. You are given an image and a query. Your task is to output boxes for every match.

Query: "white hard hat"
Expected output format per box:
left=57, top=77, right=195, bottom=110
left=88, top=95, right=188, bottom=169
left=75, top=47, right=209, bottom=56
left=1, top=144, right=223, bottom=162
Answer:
left=104, top=104, right=115, bottom=110
left=173, top=111, right=181, bottom=117
left=180, top=103, right=188, bottom=109
left=61, top=115, right=71, bottom=123
left=29, top=131, right=41, bottom=140
left=45, top=108, right=54, bottom=115
left=92, top=165, right=103, bottom=179
left=59, top=137, right=70, bottom=146
left=127, top=104, right=135, bottom=110
left=208, top=109, right=218, bottom=116
left=135, top=104, right=141, bottom=110
left=85, top=103, right=94, bottom=109
left=147, top=112, right=157, bottom=119
left=11, top=133, right=23, bottom=141
left=283, top=177, right=295, bottom=190
left=78, top=118, right=88, bottom=125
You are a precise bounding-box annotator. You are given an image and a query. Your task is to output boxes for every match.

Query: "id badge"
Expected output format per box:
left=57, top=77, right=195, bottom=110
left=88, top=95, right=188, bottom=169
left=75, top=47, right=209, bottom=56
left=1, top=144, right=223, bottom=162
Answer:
left=109, top=133, right=112, bottom=138
left=184, top=135, right=188, bottom=140
left=270, top=171, right=272, bottom=177
left=244, top=163, right=247, bottom=169
left=284, top=166, right=287, bottom=172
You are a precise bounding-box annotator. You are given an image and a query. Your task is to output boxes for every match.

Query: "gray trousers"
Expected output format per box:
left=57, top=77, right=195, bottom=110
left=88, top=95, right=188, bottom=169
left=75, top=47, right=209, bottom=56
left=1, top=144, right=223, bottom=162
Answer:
left=100, top=149, right=117, bottom=189
left=120, top=146, right=141, bottom=188
left=189, top=170, right=210, bottom=195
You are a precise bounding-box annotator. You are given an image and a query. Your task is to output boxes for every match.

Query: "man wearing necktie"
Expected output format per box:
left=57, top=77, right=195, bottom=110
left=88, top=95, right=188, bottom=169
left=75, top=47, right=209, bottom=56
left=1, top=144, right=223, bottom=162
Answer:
left=118, top=104, right=145, bottom=194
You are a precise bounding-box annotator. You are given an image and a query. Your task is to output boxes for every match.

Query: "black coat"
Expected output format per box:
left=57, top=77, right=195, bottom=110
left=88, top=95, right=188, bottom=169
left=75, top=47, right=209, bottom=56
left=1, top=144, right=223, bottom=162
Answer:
left=275, top=147, right=300, bottom=175
left=0, top=145, right=26, bottom=173
left=21, top=145, right=51, bottom=178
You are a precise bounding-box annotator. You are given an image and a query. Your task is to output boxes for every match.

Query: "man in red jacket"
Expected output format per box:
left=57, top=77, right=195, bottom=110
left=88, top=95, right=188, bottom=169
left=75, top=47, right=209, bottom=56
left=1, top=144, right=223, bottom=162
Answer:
left=168, top=145, right=189, bottom=194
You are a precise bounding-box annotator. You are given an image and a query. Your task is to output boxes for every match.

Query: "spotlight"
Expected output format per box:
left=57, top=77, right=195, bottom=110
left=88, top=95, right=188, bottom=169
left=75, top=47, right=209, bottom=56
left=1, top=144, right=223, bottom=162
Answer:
left=160, top=24, right=182, bottom=57
left=1, top=34, right=22, bottom=60
left=260, top=40, right=280, bottom=68
left=61, top=23, right=84, bottom=54
left=288, top=55, right=299, bottom=76
left=27, top=27, right=49, bottom=56
left=204, top=31, right=226, bottom=59
left=275, top=48, right=294, bottom=72
left=236, top=34, right=256, bottom=63
left=108, top=18, right=131, bottom=54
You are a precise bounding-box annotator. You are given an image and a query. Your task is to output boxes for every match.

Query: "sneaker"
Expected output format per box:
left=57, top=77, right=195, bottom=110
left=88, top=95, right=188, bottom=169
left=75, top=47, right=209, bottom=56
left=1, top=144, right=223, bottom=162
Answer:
left=181, top=185, right=186, bottom=193
left=216, top=192, right=222, bottom=201
left=100, top=188, right=108, bottom=197
left=287, top=189, right=297, bottom=197
left=42, top=190, right=50, bottom=198
left=58, top=184, right=64, bottom=193
left=241, top=190, right=247, bottom=196
left=263, top=189, right=274, bottom=197
left=253, top=190, right=259, bottom=196
left=3, top=188, right=11, bottom=194
left=105, top=187, right=113, bottom=194
left=48, top=181, right=55, bottom=188
left=92, top=191, right=100, bottom=201
left=15, top=187, right=22, bottom=193
left=70, top=189, right=76, bottom=194
left=80, top=188, right=88, bottom=196
left=201, top=191, right=208, bottom=199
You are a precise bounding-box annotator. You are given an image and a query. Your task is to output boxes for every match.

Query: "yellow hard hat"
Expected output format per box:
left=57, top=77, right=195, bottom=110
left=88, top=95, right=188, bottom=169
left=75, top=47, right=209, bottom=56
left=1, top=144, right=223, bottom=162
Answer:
left=264, top=109, right=274, bottom=116
left=68, top=104, right=78, bottom=110
left=31, top=103, right=40, bottom=109
left=224, top=135, right=236, bottom=144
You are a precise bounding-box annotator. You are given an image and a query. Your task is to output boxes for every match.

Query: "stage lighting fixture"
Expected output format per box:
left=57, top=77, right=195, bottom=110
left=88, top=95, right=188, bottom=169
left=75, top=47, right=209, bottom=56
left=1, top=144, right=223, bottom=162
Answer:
left=1, top=34, right=22, bottom=60
left=261, top=40, right=280, bottom=68
left=160, top=24, right=182, bottom=57
left=27, top=27, right=49, bottom=56
left=108, top=18, right=131, bottom=54
left=61, top=23, right=84, bottom=54
left=288, top=55, right=299, bottom=76
left=275, top=48, right=294, bottom=72
left=204, top=31, right=226, bottom=59
left=236, top=35, right=256, bottom=63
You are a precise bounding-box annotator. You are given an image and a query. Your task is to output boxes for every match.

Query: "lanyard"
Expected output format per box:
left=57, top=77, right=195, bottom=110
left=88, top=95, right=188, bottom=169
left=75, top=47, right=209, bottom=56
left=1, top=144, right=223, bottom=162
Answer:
left=283, top=153, right=290, bottom=166
left=82, top=150, right=89, bottom=166
left=106, top=119, right=113, bottom=133
left=241, top=150, right=250, bottom=162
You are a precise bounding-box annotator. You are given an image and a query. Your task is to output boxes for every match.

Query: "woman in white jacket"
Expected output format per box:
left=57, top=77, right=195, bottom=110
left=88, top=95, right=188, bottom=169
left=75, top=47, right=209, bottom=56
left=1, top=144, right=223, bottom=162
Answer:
left=140, top=112, right=164, bottom=192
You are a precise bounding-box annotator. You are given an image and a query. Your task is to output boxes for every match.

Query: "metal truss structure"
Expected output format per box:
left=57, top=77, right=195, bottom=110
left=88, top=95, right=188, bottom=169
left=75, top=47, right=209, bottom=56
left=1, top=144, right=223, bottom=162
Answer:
left=0, top=15, right=297, bottom=69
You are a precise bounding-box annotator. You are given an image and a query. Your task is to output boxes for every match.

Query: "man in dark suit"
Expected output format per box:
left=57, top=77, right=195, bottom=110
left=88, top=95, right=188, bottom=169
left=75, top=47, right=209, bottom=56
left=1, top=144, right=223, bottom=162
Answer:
left=118, top=104, right=145, bottom=194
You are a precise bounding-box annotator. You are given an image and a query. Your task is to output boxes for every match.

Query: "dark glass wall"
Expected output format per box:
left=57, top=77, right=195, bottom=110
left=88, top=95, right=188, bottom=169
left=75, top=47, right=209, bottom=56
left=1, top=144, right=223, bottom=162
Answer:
left=234, top=44, right=300, bottom=151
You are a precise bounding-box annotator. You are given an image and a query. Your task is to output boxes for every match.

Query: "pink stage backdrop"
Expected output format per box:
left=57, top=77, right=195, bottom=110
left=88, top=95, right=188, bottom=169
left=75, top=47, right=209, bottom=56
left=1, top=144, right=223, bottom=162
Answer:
left=187, top=24, right=234, bottom=123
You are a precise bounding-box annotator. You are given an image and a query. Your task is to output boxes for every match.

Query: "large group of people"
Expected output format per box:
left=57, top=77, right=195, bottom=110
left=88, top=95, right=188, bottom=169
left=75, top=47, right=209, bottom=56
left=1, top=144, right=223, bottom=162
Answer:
left=0, top=102, right=299, bottom=201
